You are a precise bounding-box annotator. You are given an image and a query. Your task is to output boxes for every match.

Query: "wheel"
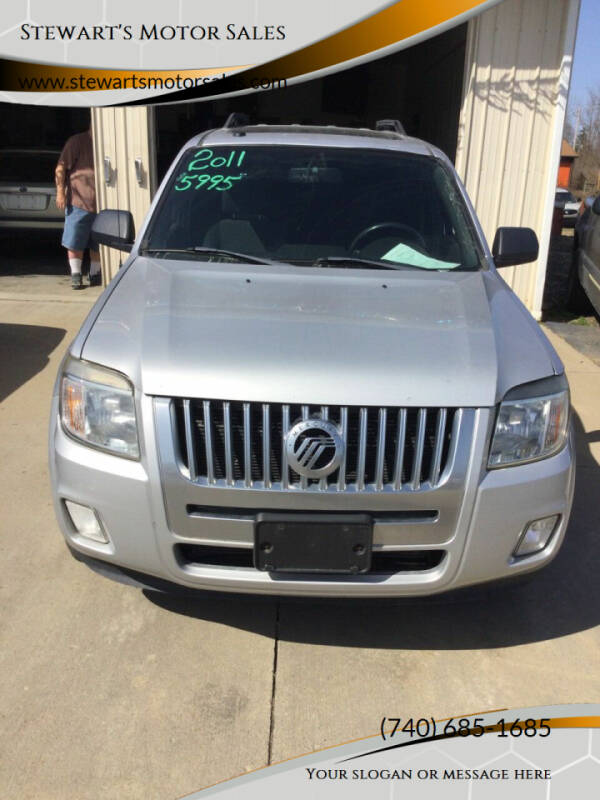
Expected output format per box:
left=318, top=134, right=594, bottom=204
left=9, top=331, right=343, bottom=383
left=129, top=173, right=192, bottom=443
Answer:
left=566, top=246, right=592, bottom=314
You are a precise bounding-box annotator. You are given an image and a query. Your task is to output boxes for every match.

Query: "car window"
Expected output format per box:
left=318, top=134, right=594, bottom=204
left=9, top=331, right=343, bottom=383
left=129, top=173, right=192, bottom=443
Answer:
left=0, top=152, right=59, bottom=183
left=143, top=145, right=484, bottom=270
left=556, top=190, right=576, bottom=203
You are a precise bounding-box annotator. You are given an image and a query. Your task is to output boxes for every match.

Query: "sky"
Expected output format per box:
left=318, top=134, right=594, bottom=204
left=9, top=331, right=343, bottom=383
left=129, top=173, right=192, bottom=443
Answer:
left=568, top=0, right=600, bottom=111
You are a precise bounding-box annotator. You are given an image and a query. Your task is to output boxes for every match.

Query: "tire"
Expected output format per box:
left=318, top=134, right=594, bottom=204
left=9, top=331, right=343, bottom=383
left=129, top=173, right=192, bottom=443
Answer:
left=566, top=245, right=592, bottom=314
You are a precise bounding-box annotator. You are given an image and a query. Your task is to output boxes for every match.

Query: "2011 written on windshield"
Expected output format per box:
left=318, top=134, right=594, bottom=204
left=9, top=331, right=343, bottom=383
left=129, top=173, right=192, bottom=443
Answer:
left=175, top=148, right=247, bottom=191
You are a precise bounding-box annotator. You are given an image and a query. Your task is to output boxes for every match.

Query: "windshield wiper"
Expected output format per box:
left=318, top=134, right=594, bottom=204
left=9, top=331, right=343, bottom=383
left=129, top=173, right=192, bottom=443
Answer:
left=141, top=246, right=279, bottom=265
left=313, top=256, right=407, bottom=271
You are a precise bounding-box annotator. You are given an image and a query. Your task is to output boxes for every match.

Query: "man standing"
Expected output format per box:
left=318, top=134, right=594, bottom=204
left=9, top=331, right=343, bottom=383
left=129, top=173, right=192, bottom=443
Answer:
left=55, top=127, right=101, bottom=289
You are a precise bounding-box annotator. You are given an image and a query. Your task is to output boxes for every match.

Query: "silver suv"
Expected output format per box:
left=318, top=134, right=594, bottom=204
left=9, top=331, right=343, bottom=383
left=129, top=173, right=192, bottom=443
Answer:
left=49, top=120, right=575, bottom=597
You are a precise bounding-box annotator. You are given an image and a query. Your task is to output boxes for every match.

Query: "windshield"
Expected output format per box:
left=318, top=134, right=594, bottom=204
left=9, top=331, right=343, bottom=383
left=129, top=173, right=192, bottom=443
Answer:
left=556, top=190, right=576, bottom=203
left=143, top=145, right=483, bottom=271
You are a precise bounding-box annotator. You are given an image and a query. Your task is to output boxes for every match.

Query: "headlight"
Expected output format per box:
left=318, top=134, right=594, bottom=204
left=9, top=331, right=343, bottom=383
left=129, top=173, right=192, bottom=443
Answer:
left=60, top=357, right=139, bottom=459
left=489, top=375, right=569, bottom=468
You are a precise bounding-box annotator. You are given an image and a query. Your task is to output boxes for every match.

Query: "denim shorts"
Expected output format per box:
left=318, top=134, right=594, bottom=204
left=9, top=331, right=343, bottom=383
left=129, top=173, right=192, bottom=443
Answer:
left=62, top=205, right=98, bottom=251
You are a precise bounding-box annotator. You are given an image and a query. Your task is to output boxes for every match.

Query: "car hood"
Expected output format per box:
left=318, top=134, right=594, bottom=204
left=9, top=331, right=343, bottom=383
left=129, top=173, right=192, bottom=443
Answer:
left=81, top=256, right=559, bottom=407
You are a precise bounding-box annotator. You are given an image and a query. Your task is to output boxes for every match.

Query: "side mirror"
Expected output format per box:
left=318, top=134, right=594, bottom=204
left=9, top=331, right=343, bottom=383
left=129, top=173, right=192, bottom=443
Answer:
left=492, top=227, right=539, bottom=267
left=92, top=209, right=135, bottom=252
left=592, top=196, right=600, bottom=215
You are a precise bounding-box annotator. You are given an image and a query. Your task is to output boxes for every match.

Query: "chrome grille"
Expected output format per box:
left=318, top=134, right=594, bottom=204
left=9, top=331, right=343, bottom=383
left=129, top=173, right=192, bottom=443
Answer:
left=173, top=400, right=462, bottom=493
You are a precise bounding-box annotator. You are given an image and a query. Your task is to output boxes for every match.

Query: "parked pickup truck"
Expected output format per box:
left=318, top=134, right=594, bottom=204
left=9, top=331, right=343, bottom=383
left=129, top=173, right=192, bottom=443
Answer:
left=49, top=119, right=574, bottom=597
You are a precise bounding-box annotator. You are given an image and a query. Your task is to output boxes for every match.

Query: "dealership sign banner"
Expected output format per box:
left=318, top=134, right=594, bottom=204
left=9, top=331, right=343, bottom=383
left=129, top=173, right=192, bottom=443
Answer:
left=180, top=705, right=600, bottom=799
left=0, top=0, right=504, bottom=105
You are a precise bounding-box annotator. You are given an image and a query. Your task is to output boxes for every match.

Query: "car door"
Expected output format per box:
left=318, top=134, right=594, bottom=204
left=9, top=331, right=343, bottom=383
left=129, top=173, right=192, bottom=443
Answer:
left=580, top=199, right=600, bottom=314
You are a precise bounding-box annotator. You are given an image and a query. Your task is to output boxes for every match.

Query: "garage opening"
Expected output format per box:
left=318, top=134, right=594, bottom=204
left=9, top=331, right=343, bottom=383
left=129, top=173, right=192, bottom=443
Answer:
left=0, top=105, right=90, bottom=286
left=155, top=23, right=468, bottom=183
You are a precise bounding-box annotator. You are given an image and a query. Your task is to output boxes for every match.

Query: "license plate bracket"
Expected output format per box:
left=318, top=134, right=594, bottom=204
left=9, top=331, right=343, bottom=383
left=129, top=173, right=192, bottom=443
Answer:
left=254, top=513, right=373, bottom=574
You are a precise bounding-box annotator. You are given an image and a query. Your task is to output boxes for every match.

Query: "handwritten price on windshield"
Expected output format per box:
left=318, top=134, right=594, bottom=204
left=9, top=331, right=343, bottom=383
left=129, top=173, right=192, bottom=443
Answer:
left=175, top=173, right=244, bottom=191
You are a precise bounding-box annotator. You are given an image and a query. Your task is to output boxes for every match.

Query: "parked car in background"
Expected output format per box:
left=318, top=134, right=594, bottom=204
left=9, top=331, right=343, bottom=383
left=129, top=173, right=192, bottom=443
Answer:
left=569, top=193, right=600, bottom=315
left=554, top=187, right=579, bottom=228
left=0, top=149, right=62, bottom=232
left=49, top=120, right=574, bottom=597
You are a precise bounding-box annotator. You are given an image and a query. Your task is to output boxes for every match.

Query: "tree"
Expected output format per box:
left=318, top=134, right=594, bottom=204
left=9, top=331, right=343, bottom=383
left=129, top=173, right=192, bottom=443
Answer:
left=569, top=88, right=600, bottom=192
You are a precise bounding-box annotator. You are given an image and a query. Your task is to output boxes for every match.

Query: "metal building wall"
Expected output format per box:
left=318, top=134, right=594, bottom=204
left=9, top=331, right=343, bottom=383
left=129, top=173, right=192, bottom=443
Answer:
left=91, top=107, right=155, bottom=281
left=455, top=0, right=580, bottom=318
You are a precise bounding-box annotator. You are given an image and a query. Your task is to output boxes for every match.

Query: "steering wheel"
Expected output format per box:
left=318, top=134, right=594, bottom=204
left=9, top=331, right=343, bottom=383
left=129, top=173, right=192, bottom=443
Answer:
left=349, top=222, right=427, bottom=254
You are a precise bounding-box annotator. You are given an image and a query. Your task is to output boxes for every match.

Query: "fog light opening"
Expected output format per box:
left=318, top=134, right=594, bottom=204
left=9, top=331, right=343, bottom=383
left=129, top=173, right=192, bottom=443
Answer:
left=64, top=500, right=109, bottom=544
left=514, top=515, right=560, bottom=558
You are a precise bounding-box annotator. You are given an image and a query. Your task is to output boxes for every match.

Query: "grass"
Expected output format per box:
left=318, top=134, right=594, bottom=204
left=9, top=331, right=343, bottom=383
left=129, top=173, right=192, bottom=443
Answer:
left=570, top=316, right=593, bottom=326
left=543, top=308, right=599, bottom=327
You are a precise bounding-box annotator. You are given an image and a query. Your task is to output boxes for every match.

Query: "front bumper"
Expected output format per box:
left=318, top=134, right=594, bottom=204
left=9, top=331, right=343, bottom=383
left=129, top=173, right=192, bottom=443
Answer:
left=49, top=395, right=576, bottom=597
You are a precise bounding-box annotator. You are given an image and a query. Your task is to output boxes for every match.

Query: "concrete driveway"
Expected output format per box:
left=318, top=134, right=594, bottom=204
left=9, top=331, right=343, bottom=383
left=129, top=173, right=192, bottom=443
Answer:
left=1, top=289, right=599, bottom=800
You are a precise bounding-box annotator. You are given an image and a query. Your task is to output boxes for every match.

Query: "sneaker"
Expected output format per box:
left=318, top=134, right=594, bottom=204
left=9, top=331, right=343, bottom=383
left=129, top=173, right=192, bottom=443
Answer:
left=88, top=272, right=101, bottom=287
left=71, top=273, right=83, bottom=290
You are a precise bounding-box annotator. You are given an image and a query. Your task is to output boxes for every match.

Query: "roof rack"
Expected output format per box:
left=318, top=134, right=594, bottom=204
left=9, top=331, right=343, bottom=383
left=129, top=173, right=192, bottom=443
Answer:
left=223, top=112, right=250, bottom=131
left=375, top=119, right=406, bottom=135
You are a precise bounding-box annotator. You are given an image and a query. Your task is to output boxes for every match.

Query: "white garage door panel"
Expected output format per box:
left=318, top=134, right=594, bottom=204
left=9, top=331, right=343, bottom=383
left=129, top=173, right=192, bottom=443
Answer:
left=92, top=107, right=155, bottom=282
left=456, top=0, right=579, bottom=315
